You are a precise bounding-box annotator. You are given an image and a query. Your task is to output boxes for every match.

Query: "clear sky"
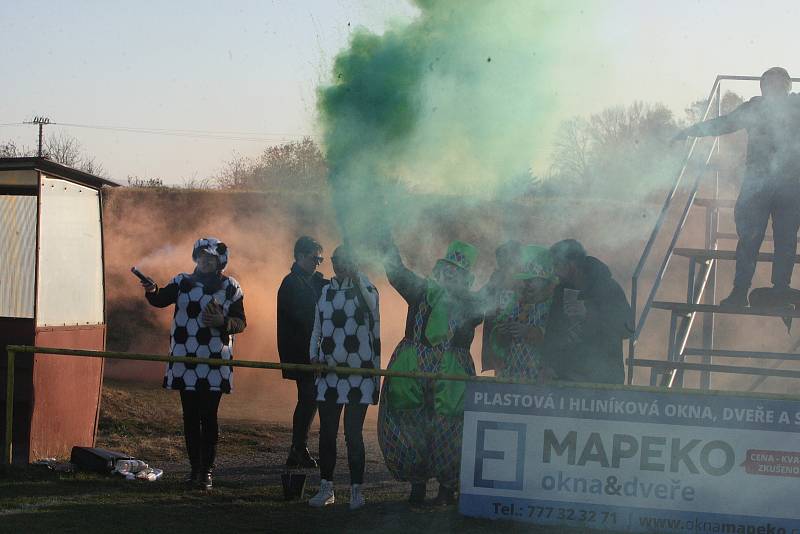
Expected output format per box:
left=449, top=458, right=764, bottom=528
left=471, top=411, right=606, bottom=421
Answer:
left=1, top=0, right=798, bottom=184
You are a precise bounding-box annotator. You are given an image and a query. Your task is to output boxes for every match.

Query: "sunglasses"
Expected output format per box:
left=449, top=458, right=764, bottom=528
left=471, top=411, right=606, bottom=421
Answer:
left=312, top=255, right=324, bottom=265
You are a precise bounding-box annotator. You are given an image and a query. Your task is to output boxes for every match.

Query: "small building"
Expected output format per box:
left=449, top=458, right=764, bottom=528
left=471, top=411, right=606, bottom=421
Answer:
left=0, top=157, right=118, bottom=463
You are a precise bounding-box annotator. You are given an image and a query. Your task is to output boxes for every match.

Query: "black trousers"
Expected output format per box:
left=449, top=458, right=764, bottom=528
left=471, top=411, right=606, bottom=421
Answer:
left=180, top=390, right=222, bottom=472
left=734, top=180, right=800, bottom=290
left=291, top=376, right=318, bottom=449
left=318, top=397, right=368, bottom=484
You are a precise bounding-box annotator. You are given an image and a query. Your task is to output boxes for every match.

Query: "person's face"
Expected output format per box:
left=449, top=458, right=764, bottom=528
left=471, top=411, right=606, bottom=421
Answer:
left=196, top=251, right=219, bottom=273
left=496, top=248, right=520, bottom=274
left=331, top=253, right=355, bottom=280
left=297, top=249, right=323, bottom=274
left=761, top=74, right=790, bottom=99
left=553, top=258, right=574, bottom=283
left=521, top=277, right=555, bottom=303
left=434, top=261, right=470, bottom=290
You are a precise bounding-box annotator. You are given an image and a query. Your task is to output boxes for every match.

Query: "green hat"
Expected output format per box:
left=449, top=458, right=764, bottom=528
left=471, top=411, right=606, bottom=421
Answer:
left=438, top=240, right=478, bottom=272
left=515, top=245, right=556, bottom=281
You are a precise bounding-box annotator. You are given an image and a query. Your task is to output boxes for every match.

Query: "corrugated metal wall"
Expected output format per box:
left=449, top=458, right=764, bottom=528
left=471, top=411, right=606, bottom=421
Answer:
left=37, top=175, right=104, bottom=326
left=0, top=195, right=36, bottom=318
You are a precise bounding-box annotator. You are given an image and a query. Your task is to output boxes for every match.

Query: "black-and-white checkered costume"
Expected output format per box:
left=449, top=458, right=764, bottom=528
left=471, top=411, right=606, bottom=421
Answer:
left=310, top=274, right=380, bottom=404
left=146, top=237, right=245, bottom=394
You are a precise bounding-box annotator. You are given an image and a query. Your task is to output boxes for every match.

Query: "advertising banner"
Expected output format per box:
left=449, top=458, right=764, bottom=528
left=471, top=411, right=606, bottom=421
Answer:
left=460, top=382, right=800, bottom=532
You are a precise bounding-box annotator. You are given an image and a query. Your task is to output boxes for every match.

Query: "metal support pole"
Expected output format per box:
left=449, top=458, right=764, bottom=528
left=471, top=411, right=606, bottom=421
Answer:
left=627, top=280, right=637, bottom=385
left=37, top=123, right=44, bottom=157
left=687, top=258, right=696, bottom=304
left=667, top=311, right=678, bottom=364
left=701, top=84, right=722, bottom=390
left=4, top=349, right=14, bottom=466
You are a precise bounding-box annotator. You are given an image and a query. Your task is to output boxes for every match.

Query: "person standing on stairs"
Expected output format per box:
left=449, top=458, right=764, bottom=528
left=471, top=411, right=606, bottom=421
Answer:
left=673, top=67, right=800, bottom=307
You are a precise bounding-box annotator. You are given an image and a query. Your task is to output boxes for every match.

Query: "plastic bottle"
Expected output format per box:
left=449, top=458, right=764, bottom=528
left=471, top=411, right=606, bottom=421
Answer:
left=135, top=468, right=163, bottom=481
left=115, top=459, right=148, bottom=475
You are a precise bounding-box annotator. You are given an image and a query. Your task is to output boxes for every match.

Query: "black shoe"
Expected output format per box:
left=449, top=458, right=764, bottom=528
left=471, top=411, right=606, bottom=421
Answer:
left=200, top=471, right=213, bottom=490
left=432, top=485, right=456, bottom=506
left=720, top=287, right=748, bottom=308
left=408, top=482, right=426, bottom=504
left=286, top=446, right=318, bottom=469
left=770, top=286, right=796, bottom=306
left=184, top=469, right=201, bottom=487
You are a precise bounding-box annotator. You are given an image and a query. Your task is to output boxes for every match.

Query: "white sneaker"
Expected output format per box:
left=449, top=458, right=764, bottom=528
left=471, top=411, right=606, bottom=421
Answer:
left=349, top=484, right=365, bottom=510
left=309, top=479, right=335, bottom=507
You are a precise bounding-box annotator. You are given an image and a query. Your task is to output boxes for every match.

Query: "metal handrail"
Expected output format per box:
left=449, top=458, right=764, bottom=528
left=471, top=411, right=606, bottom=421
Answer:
left=627, top=76, right=722, bottom=384
left=635, top=137, right=719, bottom=340
left=627, top=73, right=800, bottom=385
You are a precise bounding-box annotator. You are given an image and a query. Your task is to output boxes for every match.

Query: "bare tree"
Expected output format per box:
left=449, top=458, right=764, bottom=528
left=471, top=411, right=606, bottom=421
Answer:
left=550, top=117, right=592, bottom=188
left=0, top=140, right=27, bottom=157
left=215, top=137, right=328, bottom=191
left=547, top=101, right=684, bottom=200
left=44, top=131, right=105, bottom=175
left=214, top=151, right=255, bottom=189
left=126, top=175, right=165, bottom=188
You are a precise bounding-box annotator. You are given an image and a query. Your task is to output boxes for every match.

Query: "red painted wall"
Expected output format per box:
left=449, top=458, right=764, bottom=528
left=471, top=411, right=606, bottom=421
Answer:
left=28, top=325, right=105, bottom=461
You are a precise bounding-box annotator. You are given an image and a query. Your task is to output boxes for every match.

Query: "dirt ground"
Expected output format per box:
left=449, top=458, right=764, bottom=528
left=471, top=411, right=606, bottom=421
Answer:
left=0, top=380, right=597, bottom=534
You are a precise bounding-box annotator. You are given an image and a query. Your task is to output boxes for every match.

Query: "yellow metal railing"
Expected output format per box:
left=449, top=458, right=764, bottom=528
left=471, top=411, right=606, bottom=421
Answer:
left=8, top=345, right=800, bottom=466
left=2, top=344, right=551, bottom=466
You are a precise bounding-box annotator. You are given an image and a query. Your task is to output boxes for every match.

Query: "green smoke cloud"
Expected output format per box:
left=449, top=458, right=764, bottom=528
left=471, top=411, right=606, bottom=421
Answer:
left=317, top=0, right=605, bottom=258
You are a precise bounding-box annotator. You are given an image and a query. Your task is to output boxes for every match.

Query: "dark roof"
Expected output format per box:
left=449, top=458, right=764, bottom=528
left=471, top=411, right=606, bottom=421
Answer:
left=0, top=157, right=120, bottom=188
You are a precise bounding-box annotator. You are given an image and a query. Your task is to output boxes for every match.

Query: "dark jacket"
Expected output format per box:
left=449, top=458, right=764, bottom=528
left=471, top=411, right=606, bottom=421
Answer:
left=542, top=256, right=632, bottom=384
left=684, top=93, right=800, bottom=184
left=277, top=263, right=328, bottom=379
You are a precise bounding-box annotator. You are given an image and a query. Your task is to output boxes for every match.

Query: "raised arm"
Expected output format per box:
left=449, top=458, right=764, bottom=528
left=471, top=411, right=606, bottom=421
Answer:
left=358, top=276, right=381, bottom=359
left=383, top=243, right=426, bottom=304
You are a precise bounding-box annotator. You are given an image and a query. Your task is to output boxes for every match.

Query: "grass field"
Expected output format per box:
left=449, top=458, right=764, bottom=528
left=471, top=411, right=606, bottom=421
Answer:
left=0, top=380, right=592, bottom=533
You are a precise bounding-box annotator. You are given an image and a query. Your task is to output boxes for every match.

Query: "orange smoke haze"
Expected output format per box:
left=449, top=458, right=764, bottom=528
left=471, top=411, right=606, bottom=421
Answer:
left=101, top=187, right=800, bottom=423
left=103, top=188, right=413, bottom=421
left=102, top=188, right=651, bottom=420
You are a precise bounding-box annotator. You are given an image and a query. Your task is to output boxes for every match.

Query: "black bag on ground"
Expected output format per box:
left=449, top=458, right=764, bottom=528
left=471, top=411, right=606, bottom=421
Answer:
left=70, top=446, right=132, bottom=473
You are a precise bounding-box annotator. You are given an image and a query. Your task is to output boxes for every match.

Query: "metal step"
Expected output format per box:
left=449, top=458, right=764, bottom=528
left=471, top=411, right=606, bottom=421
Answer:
left=714, top=231, right=774, bottom=242
left=652, top=301, right=800, bottom=318
left=673, top=247, right=800, bottom=263
left=694, top=198, right=736, bottom=209
left=632, top=358, right=800, bottom=379
left=682, top=348, right=800, bottom=361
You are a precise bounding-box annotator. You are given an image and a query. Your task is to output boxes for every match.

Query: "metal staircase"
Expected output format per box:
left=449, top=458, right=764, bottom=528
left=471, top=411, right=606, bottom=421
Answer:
left=627, top=74, right=800, bottom=390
